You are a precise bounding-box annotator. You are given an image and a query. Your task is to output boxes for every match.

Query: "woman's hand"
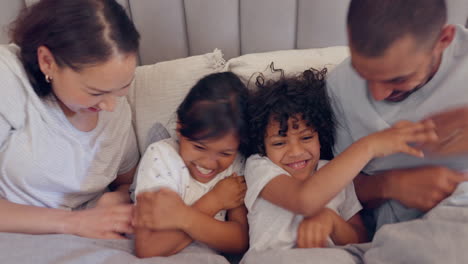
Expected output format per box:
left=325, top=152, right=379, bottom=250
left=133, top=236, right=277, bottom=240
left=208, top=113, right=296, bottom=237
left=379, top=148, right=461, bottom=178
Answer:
left=133, top=189, right=188, bottom=231
left=68, top=204, right=134, bottom=239
left=210, top=173, right=247, bottom=211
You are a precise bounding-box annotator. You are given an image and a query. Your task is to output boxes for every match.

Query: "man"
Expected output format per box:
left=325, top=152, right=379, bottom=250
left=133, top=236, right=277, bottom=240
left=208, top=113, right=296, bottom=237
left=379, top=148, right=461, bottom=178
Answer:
left=328, top=0, right=468, bottom=233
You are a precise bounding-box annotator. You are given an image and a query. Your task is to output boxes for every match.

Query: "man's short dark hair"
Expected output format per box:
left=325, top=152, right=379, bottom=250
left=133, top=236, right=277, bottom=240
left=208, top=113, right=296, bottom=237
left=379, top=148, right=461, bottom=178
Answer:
left=347, top=0, right=447, bottom=57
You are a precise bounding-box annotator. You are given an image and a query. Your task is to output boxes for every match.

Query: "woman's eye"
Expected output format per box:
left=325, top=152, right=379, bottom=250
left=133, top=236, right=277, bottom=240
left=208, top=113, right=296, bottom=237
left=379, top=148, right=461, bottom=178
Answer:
left=302, top=136, right=313, bottom=141
left=272, top=142, right=284, bottom=147
left=194, top=145, right=205, bottom=151
left=220, top=152, right=233, bottom=157
left=89, top=93, right=104, bottom=97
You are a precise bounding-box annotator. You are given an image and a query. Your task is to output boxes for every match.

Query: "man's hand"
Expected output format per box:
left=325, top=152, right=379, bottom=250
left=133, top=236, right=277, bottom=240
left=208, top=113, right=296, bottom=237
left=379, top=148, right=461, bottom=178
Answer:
left=423, top=106, right=468, bottom=156
left=385, top=166, right=468, bottom=211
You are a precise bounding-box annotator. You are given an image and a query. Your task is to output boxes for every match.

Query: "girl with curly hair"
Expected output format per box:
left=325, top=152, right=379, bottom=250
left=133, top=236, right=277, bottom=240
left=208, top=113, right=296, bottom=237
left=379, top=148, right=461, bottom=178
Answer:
left=243, top=67, right=437, bottom=254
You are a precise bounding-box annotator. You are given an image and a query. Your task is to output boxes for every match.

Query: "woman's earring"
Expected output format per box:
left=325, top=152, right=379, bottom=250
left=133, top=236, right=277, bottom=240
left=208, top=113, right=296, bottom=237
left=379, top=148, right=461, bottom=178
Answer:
left=45, top=75, right=52, bottom=83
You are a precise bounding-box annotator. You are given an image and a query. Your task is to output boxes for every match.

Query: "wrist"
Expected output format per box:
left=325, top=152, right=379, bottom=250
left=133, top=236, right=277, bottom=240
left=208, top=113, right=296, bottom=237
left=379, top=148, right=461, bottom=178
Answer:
left=179, top=205, right=195, bottom=231
left=205, top=190, right=224, bottom=212
left=352, top=137, right=375, bottom=160
left=61, top=211, right=79, bottom=235
left=324, top=208, right=338, bottom=235
left=380, top=171, right=396, bottom=200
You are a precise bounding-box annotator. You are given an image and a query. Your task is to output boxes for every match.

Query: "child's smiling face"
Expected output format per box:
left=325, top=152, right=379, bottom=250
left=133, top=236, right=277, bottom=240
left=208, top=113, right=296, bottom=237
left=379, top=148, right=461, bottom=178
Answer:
left=264, top=116, right=320, bottom=181
left=178, top=131, right=239, bottom=184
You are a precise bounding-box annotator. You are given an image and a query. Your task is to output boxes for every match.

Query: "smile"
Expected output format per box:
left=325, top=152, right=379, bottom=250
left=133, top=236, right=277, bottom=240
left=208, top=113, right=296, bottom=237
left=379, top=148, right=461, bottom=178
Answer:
left=88, top=107, right=101, bottom=112
left=286, top=160, right=309, bottom=170
left=195, top=164, right=215, bottom=177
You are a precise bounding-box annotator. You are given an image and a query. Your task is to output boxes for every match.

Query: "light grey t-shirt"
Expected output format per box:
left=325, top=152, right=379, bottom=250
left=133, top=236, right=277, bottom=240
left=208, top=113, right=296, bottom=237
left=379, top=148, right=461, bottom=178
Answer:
left=244, top=155, right=362, bottom=252
left=0, top=44, right=139, bottom=210
left=327, top=24, right=468, bottom=229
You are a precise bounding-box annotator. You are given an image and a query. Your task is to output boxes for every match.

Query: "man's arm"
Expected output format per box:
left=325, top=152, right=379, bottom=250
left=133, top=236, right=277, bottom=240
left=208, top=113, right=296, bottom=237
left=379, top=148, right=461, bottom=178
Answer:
left=354, top=166, right=467, bottom=211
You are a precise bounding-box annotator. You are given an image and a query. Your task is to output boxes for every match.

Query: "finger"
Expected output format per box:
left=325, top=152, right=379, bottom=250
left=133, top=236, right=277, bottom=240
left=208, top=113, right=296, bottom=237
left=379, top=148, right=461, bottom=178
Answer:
left=297, top=225, right=304, bottom=248
left=448, top=172, right=468, bottom=185
left=314, top=231, right=327, bottom=248
left=110, top=204, right=134, bottom=216
left=304, top=226, right=314, bottom=248
left=103, top=232, right=127, bottom=240
left=396, top=119, right=435, bottom=133
left=398, top=144, right=425, bottom=157
left=399, top=122, right=436, bottom=136
left=393, top=120, right=414, bottom=129
left=113, top=221, right=134, bottom=234
left=407, top=131, right=439, bottom=143
left=429, top=107, right=468, bottom=131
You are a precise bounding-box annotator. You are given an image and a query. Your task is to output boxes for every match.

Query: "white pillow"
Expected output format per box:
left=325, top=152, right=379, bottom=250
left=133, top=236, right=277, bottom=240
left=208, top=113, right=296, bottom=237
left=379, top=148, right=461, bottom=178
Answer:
left=127, top=49, right=225, bottom=153
left=224, top=46, right=349, bottom=89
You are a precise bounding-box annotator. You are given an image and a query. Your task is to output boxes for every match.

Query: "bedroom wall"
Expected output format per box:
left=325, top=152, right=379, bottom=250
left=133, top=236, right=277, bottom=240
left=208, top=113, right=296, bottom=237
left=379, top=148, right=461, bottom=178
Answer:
left=1, top=0, right=467, bottom=65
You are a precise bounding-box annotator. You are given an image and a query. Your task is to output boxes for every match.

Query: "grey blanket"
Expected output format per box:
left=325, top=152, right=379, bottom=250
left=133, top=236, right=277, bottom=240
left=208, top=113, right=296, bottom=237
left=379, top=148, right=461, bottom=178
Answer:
left=364, top=204, right=468, bottom=264
left=2, top=196, right=468, bottom=263
left=242, top=198, right=468, bottom=263
left=0, top=233, right=229, bottom=264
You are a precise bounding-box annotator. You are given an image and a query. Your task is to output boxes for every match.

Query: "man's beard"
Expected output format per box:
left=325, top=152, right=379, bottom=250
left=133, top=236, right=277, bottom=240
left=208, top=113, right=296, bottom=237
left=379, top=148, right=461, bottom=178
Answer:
left=385, top=54, right=440, bottom=103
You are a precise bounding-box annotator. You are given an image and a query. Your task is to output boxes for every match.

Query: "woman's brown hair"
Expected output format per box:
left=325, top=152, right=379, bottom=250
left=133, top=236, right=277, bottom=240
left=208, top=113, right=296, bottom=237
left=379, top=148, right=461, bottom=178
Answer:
left=10, top=0, right=140, bottom=97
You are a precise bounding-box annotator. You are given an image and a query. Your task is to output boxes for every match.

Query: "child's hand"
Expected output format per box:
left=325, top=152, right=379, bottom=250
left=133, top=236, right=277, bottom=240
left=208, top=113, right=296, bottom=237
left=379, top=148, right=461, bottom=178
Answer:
left=363, top=120, right=438, bottom=158
left=210, top=173, right=247, bottom=210
left=296, top=208, right=336, bottom=248
left=134, top=188, right=187, bottom=230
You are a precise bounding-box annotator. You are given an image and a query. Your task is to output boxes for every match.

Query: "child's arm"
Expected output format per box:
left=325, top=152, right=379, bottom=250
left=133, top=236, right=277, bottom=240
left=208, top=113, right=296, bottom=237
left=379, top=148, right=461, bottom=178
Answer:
left=296, top=209, right=367, bottom=248
left=181, top=204, right=249, bottom=253
left=134, top=175, right=246, bottom=258
left=135, top=191, right=221, bottom=258
left=259, top=120, right=437, bottom=217
left=135, top=188, right=248, bottom=255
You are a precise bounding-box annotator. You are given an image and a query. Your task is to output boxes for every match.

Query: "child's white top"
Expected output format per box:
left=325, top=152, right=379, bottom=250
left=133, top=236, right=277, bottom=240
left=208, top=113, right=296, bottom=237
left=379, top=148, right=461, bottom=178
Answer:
left=134, top=137, right=245, bottom=221
left=244, top=154, right=362, bottom=252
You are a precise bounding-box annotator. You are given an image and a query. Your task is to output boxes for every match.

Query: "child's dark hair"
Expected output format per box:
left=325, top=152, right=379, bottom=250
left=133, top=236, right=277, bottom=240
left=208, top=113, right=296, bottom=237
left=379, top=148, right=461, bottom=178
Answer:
left=177, top=72, right=249, bottom=156
left=248, top=67, right=336, bottom=160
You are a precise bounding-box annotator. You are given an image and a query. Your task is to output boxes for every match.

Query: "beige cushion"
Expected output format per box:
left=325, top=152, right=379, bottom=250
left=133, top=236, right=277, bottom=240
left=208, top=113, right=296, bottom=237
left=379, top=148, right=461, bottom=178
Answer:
left=127, top=49, right=224, bottom=153
left=224, top=46, right=350, bottom=89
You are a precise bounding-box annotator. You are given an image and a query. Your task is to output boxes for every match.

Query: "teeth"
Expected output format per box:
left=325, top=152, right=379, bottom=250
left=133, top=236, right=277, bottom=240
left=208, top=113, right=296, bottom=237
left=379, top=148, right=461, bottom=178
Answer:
left=289, top=160, right=307, bottom=169
left=196, top=164, right=214, bottom=175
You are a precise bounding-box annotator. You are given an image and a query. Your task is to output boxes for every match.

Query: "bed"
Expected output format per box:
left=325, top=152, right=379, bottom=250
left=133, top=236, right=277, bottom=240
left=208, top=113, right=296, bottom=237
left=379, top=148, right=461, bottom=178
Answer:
left=1, top=0, right=468, bottom=263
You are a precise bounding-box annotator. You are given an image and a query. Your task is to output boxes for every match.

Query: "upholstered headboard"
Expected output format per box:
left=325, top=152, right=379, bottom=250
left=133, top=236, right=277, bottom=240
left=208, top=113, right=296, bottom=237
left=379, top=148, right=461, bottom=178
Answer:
left=1, top=0, right=468, bottom=65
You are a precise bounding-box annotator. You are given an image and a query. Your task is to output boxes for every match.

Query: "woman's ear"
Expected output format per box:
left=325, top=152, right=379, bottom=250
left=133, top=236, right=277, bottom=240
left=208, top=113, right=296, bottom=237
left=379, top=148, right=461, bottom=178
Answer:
left=37, top=45, right=59, bottom=78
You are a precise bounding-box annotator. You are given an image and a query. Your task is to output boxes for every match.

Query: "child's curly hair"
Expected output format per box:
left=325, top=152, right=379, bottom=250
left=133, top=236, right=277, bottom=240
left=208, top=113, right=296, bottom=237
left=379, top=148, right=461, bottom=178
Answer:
left=248, top=65, right=336, bottom=160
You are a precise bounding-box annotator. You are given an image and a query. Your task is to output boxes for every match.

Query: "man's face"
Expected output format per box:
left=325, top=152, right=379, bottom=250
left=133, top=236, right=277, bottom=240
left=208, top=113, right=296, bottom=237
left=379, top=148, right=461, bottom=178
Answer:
left=350, top=34, right=441, bottom=102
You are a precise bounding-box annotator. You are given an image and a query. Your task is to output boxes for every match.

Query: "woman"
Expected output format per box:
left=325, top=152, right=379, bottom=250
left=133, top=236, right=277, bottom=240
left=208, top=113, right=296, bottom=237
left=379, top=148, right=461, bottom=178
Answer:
left=0, top=0, right=140, bottom=239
